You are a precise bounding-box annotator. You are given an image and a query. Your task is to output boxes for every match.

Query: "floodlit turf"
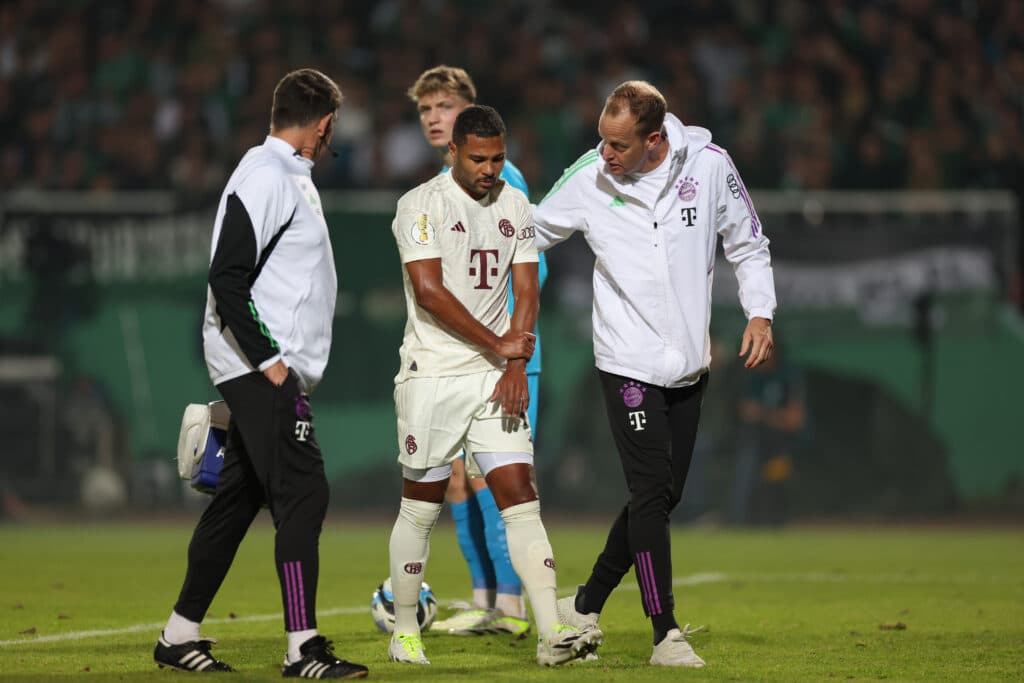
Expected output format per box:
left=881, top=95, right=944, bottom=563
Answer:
left=1, top=518, right=1022, bottom=681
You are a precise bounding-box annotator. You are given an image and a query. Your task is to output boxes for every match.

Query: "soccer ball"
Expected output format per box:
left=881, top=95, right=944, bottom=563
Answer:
left=370, top=577, right=438, bottom=634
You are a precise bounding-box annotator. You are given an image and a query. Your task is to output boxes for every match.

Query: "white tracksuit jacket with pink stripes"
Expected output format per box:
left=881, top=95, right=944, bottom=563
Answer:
left=532, top=113, right=776, bottom=388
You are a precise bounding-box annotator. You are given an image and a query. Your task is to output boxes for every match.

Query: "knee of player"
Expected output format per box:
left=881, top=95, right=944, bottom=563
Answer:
left=508, top=492, right=539, bottom=510
left=490, top=483, right=539, bottom=510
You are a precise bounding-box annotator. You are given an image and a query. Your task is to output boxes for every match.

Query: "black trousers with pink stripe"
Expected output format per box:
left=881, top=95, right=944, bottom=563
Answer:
left=582, top=371, right=706, bottom=621
left=173, top=371, right=328, bottom=633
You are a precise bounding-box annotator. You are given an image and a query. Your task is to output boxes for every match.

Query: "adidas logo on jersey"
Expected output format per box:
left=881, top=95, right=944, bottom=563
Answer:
left=450, top=221, right=466, bottom=232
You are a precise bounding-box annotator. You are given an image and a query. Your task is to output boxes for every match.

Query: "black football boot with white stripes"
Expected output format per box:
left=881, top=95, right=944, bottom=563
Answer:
left=281, top=635, right=368, bottom=679
left=154, top=633, right=235, bottom=672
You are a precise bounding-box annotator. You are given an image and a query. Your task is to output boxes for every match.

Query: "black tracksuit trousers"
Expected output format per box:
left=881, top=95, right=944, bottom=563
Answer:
left=583, top=370, right=707, bottom=623
left=173, top=371, right=328, bottom=632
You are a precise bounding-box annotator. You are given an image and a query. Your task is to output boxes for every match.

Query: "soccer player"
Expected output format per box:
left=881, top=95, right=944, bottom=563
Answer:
left=385, top=105, right=601, bottom=666
left=407, top=65, right=547, bottom=637
left=153, top=69, right=367, bottom=679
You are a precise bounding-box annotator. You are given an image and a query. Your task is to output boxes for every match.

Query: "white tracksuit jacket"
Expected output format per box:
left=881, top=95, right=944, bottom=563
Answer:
left=203, top=136, right=337, bottom=393
left=532, top=113, right=776, bottom=388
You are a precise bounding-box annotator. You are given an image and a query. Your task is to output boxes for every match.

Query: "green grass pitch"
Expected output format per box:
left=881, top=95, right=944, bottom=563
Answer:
left=1, top=519, right=1022, bottom=681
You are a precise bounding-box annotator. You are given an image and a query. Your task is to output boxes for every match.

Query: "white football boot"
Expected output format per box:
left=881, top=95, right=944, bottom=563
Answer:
left=555, top=587, right=599, bottom=630
left=429, top=607, right=497, bottom=635
left=650, top=625, right=706, bottom=668
left=388, top=632, right=429, bottom=664
left=536, top=624, right=603, bottom=667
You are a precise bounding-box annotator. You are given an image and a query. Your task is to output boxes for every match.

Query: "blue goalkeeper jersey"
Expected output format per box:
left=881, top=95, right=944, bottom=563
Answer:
left=442, top=160, right=545, bottom=374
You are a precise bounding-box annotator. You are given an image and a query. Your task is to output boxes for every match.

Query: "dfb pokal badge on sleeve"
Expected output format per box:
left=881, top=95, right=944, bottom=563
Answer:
left=411, top=213, right=435, bottom=245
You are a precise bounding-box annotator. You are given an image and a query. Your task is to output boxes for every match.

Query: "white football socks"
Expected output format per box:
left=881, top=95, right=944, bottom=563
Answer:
left=501, top=500, right=558, bottom=636
left=163, top=610, right=201, bottom=645
left=389, top=497, right=442, bottom=634
left=286, top=629, right=317, bottom=663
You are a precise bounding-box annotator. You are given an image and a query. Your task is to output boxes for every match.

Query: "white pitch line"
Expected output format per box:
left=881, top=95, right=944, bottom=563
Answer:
left=5, top=570, right=1019, bottom=648
left=674, top=572, right=729, bottom=586
left=0, top=606, right=365, bottom=648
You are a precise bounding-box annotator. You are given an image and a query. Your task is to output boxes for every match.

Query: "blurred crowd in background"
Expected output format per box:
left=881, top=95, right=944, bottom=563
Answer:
left=3, top=0, right=1024, bottom=200
left=3, top=0, right=1022, bottom=518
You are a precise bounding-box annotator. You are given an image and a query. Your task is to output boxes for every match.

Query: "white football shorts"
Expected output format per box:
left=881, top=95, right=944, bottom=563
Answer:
left=394, top=369, right=533, bottom=471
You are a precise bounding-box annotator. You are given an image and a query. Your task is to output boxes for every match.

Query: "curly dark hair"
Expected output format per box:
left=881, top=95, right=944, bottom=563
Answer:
left=451, top=105, right=506, bottom=145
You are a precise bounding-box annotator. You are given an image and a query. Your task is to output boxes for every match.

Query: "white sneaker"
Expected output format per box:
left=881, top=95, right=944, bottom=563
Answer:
left=650, top=626, right=705, bottom=668
left=429, top=607, right=497, bottom=635
left=389, top=632, right=429, bottom=664
left=555, top=588, right=599, bottom=631
left=536, top=624, right=604, bottom=667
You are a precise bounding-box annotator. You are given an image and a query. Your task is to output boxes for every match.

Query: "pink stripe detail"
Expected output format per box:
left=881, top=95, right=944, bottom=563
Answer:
left=706, top=143, right=761, bottom=237
left=294, top=561, right=307, bottom=630
left=648, top=554, right=660, bottom=614
left=635, top=552, right=651, bottom=613
left=284, top=562, right=293, bottom=630
left=285, top=562, right=299, bottom=631
left=638, top=552, right=655, bottom=618
left=648, top=555, right=662, bottom=614
left=637, top=551, right=662, bottom=615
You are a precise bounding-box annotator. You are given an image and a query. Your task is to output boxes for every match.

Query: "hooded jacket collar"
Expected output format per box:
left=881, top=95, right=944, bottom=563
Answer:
left=596, top=113, right=712, bottom=208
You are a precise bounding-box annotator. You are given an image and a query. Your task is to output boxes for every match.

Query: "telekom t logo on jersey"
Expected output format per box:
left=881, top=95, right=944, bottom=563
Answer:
left=469, top=249, right=499, bottom=289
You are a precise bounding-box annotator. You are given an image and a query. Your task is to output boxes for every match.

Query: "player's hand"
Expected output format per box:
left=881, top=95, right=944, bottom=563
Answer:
left=490, top=362, right=529, bottom=416
left=263, top=360, right=289, bottom=386
left=739, top=317, right=773, bottom=369
left=494, top=330, right=535, bottom=360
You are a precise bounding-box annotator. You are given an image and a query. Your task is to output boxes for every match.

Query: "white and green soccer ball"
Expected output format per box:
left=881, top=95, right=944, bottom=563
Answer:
left=370, top=577, right=438, bottom=633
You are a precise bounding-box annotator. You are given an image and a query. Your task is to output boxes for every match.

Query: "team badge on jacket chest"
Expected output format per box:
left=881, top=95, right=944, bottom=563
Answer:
left=676, top=176, right=699, bottom=228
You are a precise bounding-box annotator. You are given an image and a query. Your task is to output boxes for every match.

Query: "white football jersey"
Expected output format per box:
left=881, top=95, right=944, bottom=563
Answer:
left=391, top=170, right=538, bottom=382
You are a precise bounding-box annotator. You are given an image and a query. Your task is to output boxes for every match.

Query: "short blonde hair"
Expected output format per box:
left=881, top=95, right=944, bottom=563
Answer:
left=407, top=65, right=477, bottom=104
left=603, top=80, right=667, bottom=137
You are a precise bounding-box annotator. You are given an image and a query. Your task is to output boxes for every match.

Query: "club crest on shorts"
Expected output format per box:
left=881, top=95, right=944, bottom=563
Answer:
left=498, top=218, right=515, bottom=238
left=544, top=558, right=556, bottom=569
left=620, top=380, right=646, bottom=408
left=405, top=434, right=418, bottom=454
left=410, top=213, right=435, bottom=245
